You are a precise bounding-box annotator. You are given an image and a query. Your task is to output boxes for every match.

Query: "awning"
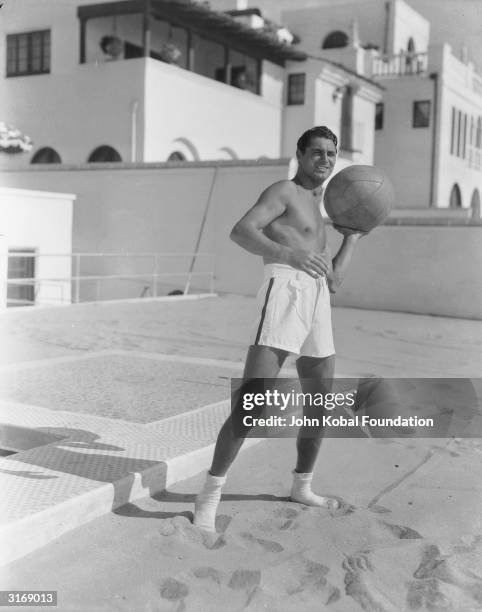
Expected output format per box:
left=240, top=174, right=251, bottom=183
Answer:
left=77, top=0, right=307, bottom=66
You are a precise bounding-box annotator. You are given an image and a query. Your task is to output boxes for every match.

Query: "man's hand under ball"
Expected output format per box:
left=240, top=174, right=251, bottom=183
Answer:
left=333, top=224, right=368, bottom=238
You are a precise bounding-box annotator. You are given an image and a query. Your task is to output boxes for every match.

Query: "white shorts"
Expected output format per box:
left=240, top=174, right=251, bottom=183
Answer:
left=250, top=263, right=335, bottom=358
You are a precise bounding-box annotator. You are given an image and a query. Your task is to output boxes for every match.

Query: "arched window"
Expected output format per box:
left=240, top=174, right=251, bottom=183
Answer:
left=449, top=183, right=462, bottom=208
left=218, top=147, right=238, bottom=160
left=476, top=117, right=482, bottom=149
left=169, top=137, right=199, bottom=161
left=322, top=31, right=349, bottom=50
left=167, top=151, right=186, bottom=161
left=87, top=145, right=122, bottom=163
left=31, top=147, right=61, bottom=164
left=470, top=189, right=481, bottom=219
left=407, top=38, right=415, bottom=53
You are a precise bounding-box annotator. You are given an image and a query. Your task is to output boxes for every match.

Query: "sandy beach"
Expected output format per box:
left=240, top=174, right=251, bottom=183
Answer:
left=1, top=296, right=481, bottom=611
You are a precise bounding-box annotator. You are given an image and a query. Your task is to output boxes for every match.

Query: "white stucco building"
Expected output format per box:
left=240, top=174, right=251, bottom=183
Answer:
left=0, top=0, right=381, bottom=168
left=282, top=0, right=482, bottom=211
left=0, top=188, right=74, bottom=307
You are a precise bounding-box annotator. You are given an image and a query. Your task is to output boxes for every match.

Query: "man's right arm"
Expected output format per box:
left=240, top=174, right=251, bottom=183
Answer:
left=230, top=181, right=291, bottom=262
left=230, top=181, right=329, bottom=278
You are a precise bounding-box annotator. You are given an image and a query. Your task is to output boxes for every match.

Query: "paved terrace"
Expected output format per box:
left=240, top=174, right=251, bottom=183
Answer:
left=0, top=295, right=481, bottom=610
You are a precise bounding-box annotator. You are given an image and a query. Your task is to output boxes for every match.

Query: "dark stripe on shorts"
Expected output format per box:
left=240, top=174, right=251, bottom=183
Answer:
left=255, top=277, right=275, bottom=345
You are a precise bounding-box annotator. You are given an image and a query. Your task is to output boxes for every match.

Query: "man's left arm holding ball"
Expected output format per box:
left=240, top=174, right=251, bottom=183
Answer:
left=326, top=226, right=366, bottom=294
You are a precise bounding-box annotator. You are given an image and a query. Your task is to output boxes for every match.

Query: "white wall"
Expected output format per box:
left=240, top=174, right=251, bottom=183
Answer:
left=374, top=77, right=434, bottom=207
left=283, top=0, right=429, bottom=57
left=282, top=59, right=380, bottom=165
left=283, top=1, right=384, bottom=55
left=0, top=58, right=146, bottom=168
left=0, top=0, right=284, bottom=166
left=1, top=164, right=480, bottom=318
left=0, top=235, right=7, bottom=310
left=143, top=59, right=282, bottom=161
left=0, top=188, right=74, bottom=306
left=390, top=0, right=430, bottom=55
left=327, top=223, right=482, bottom=320
left=261, top=61, right=286, bottom=107
left=432, top=45, right=482, bottom=209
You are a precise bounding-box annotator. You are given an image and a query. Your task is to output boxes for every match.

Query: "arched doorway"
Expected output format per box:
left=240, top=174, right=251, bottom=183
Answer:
left=470, top=189, right=481, bottom=219
left=31, top=147, right=61, bottom=164
left=87, top=145, right=122, bottom=162
left=449, top=183, right=462, bottom=208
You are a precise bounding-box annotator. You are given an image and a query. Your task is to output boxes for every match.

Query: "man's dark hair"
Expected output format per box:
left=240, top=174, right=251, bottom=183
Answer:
left=297, top=126, right=338, bottom=153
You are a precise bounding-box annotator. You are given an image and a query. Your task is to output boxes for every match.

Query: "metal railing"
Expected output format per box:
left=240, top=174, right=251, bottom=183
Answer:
left=3, top=252, right=215, bottom=307
left=372, top=52, right=428, bottom=78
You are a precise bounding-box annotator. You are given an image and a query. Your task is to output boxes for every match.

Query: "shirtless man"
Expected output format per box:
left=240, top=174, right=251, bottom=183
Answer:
left=194, top=126, right=364, bottom=532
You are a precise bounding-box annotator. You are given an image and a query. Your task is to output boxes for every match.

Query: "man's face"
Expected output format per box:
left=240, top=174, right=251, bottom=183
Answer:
left=296, top=136, right=337, bottom=183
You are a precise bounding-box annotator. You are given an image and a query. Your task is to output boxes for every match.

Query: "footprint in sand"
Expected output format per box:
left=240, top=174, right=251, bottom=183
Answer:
left=192, top=566, right=223, bottom=585
left=381, top=521, right=423, bottom=540
left=263, top=554, right=340, bottom=606
left=228, top=569, right=262, bottom=592
left=409, top=544, right=482, bottom=608
left=158, top=516, right=226, bottom=551
left=186, top=566, right=262, bottom=609
left=240, top=532, right=284, bottom=553
left=159, top=577, right=189, bottom=602
left=343, top=553, right=399, bottom=611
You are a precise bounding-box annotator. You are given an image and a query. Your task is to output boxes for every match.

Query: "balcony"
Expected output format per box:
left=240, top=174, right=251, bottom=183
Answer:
left=372, top=52, right=428, bottom=78
left=77, top=0, right=306, bottom=97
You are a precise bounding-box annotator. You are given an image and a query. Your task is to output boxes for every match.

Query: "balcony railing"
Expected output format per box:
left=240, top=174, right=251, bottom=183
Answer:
left=3, top=252, right=215, bottom=307
left=372, top=52, right=428, bottom=78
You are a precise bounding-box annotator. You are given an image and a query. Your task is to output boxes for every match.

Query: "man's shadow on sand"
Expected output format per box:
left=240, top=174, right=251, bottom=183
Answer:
left=114, top=491, right=291, bottom=522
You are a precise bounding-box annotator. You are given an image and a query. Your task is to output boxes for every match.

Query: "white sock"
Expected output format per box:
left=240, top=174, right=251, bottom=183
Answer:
left=290, top=470, right=339, bottom=509
left=193, top=472, right=226, bottom=532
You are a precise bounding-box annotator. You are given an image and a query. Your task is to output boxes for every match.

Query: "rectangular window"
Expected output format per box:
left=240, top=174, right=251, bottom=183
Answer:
left=6, top=30, right=50, bottom=77
left=7, top=249, right=35, bottom=307
left=287, top=73, right=305, bottom=105
left=462, top=113, right=467, bottom=159
left=375, top=102, right=384, bottom=130
left=457, top=110, right=462, bottom=157
left=413, top=100, right=431, bottom=128
left=450, top=107, right=456, bottom=155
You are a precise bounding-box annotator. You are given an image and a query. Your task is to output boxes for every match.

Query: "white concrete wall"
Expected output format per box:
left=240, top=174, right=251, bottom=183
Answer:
left=390, top=0, right=430, bottom=55
left=283, top=0, right=429, bottom=57
left=282, top=59, right=380, bottom=164
left=327, top=223, right=482, bottom=320
left=1, top=164, right=480, bottom=318
left=374, top=77, right=434, bottom=208
left=261, top=61, right=286, bottom=107
left=283, top=1, right=384, bottom=55
left=143, top=59, right=282, bottom=161
left=431, top=45, right=482, bottom=209
left=0, top=57, right=146, bottom=168
left=0, top=188, right=74, bottom=306
left=0, top=0, right=284, bottom=167
left=0, top=235, right=7, bottom=310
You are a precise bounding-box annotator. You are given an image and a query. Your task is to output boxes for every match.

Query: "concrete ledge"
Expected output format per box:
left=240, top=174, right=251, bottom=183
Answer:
left=0, top=396, right=264, bottom=567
